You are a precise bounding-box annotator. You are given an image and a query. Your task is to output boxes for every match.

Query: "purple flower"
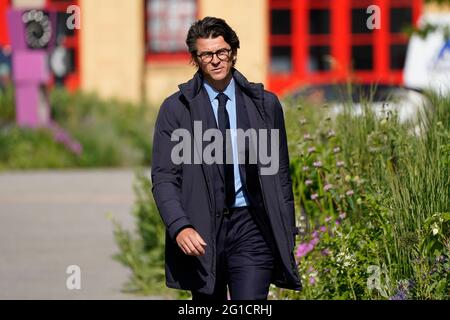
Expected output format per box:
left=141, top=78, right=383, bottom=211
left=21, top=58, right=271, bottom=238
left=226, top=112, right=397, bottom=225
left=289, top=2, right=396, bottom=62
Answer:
left=313, top=161, right=322, bottom=168
left=346, top=190, right=354, bottom=196
left=296, top=237, right=320, bottom=258
left=389, top=291, right=407, bottom=300
left=325, top=216, right=332, bottom=222
left=335, top=220, right=341, bottom=226
left=296, top=243, right=314, bottom=258
left=319, top=226, right=327, bottom=233
left=311, top=193, right=319, bottom=200
left=312, top=231, right=319, bottom=238
left=307, top=147, right=316, bottom=154
left=310, top=237, right=319, bottom=246
left=309, top=277, right=316, bottom=285
left=321, top=249, right=330, bottom=256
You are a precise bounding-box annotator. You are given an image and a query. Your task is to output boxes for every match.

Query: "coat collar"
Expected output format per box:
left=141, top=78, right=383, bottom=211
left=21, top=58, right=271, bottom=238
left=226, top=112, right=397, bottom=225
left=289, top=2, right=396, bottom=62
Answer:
left=178, top=68, right=266, bottom=121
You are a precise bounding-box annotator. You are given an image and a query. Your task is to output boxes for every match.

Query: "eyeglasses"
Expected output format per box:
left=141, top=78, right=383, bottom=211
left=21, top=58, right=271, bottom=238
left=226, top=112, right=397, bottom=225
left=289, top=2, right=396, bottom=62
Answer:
left=196, top=48, right=232, bottom=63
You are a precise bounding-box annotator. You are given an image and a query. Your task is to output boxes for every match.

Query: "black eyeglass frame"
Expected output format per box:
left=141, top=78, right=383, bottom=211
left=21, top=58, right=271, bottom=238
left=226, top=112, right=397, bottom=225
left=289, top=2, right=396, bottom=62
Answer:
left=196, top=48, right=233, bottom=63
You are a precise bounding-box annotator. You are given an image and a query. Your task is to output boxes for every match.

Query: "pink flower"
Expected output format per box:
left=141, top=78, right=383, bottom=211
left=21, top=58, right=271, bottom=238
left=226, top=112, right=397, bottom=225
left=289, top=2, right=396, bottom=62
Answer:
left=304, top=133, right=312, bottom=140
left=313, top=161, right=322, bottom=168
left=310, top=237, right=319, bottom=246
left=346, top=190, right=354, bottom=196
left=305, top=179, right=313, bottom=186
left=308, top=147, right=316, bottom=154
left=335, top=220, right=341, bottom=225
left=296, top=237, right=320, bottom=258
left=296, top=243, right=314, bottom=258
left=336, top=161, right=345, bottom=167
left=339, top=212, right=346, bottom=219
left=325, top=216, right=332, bottom=222
left=324, top=184, right=333, bottom=191
left=303, top=166, right=310, bottom=172
left=311, top=193, right=319, bottom=200
left=309, top=277, right=316, bottom=285
left=319, top=226, right=327, bottom=233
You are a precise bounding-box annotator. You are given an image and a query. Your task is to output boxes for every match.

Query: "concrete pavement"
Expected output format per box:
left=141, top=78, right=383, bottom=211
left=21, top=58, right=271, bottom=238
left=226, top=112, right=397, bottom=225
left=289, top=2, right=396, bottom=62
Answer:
left=0, top=169, right=165, bottom=300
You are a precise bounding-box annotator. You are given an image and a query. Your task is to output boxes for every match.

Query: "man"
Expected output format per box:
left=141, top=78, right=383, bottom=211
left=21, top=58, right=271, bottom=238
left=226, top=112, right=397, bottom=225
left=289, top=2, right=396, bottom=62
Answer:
left=151, top=16, right=301, bottom=300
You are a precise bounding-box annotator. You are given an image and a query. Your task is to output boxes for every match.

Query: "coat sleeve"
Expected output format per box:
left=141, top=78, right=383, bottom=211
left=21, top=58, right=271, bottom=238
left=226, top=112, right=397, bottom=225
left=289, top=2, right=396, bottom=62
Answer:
left=272, top=95, right=298, bottom=243
left=151, top=98, right=192, bottom=242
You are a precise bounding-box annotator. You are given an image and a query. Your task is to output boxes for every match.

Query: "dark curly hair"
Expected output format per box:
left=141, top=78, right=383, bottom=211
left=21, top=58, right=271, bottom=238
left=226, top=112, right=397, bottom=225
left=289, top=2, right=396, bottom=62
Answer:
left=186, top=16, right=240, bottom=67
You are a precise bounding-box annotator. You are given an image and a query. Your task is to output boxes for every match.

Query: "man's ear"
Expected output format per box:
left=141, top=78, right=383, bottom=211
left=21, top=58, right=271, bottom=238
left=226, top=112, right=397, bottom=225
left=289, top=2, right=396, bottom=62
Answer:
left=190, top=57, right=199, bottom=68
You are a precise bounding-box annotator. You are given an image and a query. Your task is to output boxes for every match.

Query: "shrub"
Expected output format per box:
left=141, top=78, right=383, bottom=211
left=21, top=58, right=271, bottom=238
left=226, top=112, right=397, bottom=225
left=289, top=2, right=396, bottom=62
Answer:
left=0, top=86, right=156, bottom=170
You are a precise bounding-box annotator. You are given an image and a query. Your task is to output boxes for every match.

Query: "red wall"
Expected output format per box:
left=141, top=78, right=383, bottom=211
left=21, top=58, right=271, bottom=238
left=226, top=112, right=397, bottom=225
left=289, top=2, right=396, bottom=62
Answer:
left=0, top=0, right=10, bottom=47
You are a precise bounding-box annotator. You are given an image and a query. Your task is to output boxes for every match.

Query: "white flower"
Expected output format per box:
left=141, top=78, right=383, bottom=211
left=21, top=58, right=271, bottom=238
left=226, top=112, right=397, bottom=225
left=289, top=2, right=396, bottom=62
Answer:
left=432, top=223, right=439, bottom=235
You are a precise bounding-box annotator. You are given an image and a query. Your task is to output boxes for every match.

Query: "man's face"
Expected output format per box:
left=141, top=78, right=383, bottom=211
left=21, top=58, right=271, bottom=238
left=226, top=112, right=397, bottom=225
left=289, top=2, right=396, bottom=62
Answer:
left=195, top=36, right=234, bottom=85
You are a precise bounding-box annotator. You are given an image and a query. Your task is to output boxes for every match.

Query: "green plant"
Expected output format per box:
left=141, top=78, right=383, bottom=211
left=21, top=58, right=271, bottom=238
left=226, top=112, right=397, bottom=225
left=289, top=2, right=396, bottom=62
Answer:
left=110, top=169, right=169, bottom=296
left=274, top=88, right=449, bottom=300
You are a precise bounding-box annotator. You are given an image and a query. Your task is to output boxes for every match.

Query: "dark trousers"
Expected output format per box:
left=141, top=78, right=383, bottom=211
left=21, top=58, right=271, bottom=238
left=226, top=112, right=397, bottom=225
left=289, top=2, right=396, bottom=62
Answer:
left=192, top=206, right=274, bottom=300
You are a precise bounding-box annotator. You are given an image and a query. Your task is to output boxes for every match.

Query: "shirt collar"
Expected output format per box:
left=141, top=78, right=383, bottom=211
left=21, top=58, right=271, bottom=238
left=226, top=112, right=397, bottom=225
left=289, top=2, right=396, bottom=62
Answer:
left=203, top=77, right=235, bottom=103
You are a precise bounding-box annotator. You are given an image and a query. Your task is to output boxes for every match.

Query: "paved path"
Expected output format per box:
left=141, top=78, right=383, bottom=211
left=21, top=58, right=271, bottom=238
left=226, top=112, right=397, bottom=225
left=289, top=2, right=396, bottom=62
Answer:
left=0, top=169, right=165, bottom=300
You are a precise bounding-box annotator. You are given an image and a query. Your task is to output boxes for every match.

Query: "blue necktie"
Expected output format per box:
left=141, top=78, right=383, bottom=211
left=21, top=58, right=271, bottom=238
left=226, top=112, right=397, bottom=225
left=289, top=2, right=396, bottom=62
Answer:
left=216, top=92, right=235, bottom=208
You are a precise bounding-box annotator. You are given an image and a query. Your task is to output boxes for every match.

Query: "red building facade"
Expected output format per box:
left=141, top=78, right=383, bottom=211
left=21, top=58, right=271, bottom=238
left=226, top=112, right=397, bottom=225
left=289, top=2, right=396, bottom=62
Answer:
left=269, top=0, right=423, bottom=96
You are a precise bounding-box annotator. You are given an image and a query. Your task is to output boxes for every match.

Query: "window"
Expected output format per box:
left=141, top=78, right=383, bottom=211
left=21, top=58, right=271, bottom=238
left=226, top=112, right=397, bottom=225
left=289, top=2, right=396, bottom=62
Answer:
left=309, top=46, right=331, bottom=71
left=46, top=0, right=80, bottom=90
left=146, top=0, right=196, bottom=55
left=389, top=4, right=412, bottom=72
left=271, top=9, right=291, bottom=35
left=352, top=45, right=373, bottom=70
left=351, top=8, right=373, bottom=34
left=268, top=0, right=422, bottom=95
left=390, top=7, right=412, bottom=33
left=308, top=1, right=332, bottom=74
left=390, top=44, right=408, bottom=69
left=271, top=46, right=292, bottom=73
left=269, top=0, right=293, bottom=74
left=309, top=9, right=330, bottom=35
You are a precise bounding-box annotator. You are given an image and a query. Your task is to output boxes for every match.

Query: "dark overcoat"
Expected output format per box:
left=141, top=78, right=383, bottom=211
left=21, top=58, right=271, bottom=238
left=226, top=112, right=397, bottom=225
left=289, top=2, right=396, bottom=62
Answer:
left=151, top=68, right=302, bottom=294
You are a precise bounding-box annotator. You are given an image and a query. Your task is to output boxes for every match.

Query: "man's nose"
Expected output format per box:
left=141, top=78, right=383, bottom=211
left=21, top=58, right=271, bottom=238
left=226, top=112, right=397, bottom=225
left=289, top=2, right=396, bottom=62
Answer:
left=211, top=53, right=221, bottom=64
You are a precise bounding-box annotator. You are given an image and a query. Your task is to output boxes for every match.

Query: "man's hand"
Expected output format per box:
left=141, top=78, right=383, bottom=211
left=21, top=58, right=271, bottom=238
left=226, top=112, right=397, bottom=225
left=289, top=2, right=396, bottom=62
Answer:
left=176, top=227, right=207, bottom=256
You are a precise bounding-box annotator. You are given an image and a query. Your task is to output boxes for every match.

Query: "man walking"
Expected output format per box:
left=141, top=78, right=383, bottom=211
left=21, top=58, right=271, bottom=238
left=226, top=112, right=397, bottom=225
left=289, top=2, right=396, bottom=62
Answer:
left=151, top=16, right=301, bottom=300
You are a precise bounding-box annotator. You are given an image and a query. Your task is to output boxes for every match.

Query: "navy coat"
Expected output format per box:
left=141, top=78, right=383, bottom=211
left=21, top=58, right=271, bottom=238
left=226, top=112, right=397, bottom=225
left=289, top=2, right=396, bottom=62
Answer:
left=151, top=68, right=302, bottom=294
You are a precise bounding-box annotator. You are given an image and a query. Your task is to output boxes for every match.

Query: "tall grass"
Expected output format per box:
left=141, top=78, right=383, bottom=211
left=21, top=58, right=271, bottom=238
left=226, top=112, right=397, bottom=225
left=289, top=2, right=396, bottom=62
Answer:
left=280, top=88, right=449, bottom=299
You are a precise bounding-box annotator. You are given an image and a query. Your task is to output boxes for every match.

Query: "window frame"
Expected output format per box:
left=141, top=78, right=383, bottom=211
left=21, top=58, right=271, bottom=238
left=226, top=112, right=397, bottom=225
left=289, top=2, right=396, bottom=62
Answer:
left=268, top=0, right=423, bottom=96
left=45, top=0, right=81, bottom=91
left=144, top=0, right=198, bottom=64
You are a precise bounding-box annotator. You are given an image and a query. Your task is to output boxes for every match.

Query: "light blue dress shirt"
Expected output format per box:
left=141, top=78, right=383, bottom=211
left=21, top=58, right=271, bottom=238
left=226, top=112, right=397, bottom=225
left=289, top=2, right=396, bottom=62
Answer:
left=203, top=78, right=249, bottom=208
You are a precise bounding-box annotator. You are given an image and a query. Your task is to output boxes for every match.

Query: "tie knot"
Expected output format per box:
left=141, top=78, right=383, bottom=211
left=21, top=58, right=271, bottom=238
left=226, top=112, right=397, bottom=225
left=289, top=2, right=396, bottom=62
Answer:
left=216, top=93, right=228, bottom=107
